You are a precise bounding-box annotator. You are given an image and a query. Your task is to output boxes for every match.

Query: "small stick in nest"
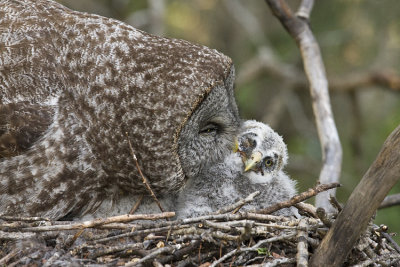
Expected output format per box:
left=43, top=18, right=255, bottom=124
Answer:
left=0, top=216, right=50, bottom=222
left=329, top=195, right=343, bottom=212
left=256, top=182, right=341, bottom=214
left=296, top=219, right=309, bottom=267
left=125, top=132, right=165, bottom=213
left=316, top=207, right=333, bottom=228
left=214, top=191, right=260, bottom=214
left=130, top=194, right=144, bottom=214
left=295, top=202, right=318, bottom=218
left=20, top=212, right=175, bottom=232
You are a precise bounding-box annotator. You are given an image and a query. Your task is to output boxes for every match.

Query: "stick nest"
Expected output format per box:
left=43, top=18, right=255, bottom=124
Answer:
left=0, top=188, right=399, bottom=266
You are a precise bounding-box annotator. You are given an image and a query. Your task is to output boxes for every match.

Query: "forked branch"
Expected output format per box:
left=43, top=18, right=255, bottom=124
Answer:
left=265, top=0, right=342, bottom=212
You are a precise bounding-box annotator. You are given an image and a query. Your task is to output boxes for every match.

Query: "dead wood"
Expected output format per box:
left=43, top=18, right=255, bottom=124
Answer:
left=18, top=212, right=175, bottom=232
left=265, top=0, right=343, bottom=212
left=256, top=182, right=340, bottom=214
left=379, top=193, right=400, bottom=209
left=296, top=219, right=309, bottom=267
left=310, top=124, right=400, bottom=267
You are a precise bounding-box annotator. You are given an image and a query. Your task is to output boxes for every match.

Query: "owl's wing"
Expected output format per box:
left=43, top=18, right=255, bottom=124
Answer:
left=0, top=102, right=54, bottom=158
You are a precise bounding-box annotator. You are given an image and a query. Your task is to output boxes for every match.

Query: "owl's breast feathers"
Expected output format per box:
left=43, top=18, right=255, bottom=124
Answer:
left=0, top=0, right=233, bottom=218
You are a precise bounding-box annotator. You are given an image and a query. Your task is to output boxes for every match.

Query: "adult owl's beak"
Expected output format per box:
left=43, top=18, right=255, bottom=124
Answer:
left=244, top=151, right=262, bottom=172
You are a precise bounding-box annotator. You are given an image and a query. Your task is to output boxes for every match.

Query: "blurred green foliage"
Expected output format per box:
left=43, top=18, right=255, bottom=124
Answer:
left=60, top=0, right=400, bottom=242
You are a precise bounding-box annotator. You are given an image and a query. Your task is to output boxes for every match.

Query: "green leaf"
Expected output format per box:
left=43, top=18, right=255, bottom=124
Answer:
left=257, top=247, right=268, bottom=255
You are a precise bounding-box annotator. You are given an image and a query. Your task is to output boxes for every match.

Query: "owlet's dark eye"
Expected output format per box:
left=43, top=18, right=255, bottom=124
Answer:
left=199, top=123, right=219, bottom=135
left=264, top=157, right=274, bottom=167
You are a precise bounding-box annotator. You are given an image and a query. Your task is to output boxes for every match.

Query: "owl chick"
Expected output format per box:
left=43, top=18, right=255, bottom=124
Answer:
left=175, top=120, right=298, bottom=218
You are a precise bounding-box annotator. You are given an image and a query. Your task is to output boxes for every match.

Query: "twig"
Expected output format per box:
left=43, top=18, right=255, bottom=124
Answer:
left=126, top=243, right=190, bottom=266
left=0, top=249, right=18, bottom=265
left=265, top=0, right=343, bottom=212
left=89, top=243, right=143, bottom=259
left=296, top=219, right=309, bottom=267
left=381, top=232, right=400, bottom=254
left=294, top=202, right=318, bottom=218
left=214, top=191, right=260, bottom=214
left=351, top=253, right=400, bottom=267
left=66, top=228, right=85, bottom=248
left=130, top=194, right=144, bottom=214
left=209, top=233, right=296, bottom=267
left=158, top=240, right=201, bottom=264
left=0, top=230, right=36, bottom=240
left=379, top=193, right=400, bottom=209
left=209, top=247, right=239, bottom=267
left=248, top=232, right=297, bottom=248
left=329, top=195, right=343, bottom=212
left=0, top=216, right=50, bottom=222
left=172, top=227, right=239, bottom=242
left=42, top=252, right=65, bottom=267
left=20, top=212, right=175, bottom=232
left=256, top=183, right=340, bottom=214
left=125, top=132, right=165, bottom=213
left=203, top=220, right=232, bottom=231
left=316, top=207, right=332, bottom=228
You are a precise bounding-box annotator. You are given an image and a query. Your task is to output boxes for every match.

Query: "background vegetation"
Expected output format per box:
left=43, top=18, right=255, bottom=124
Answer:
left=59, top=0, right=400, bottom=242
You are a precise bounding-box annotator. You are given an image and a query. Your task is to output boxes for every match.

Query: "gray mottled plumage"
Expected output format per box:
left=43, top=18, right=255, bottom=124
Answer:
left=0, top=0, right=239, bottom=219
left=175, top=120, right=298, bottom=218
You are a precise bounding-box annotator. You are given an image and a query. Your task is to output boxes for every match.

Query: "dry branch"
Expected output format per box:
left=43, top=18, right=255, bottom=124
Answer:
left=125, top=132, right=165, bottom=213
left=265, top=0, right=342, bottom=212
left=0, top=230, right=36, bottom=240
left=0, top=216, right=50, bottom=222
left=294, top=202, right=318, bottom=218
left=379, top=193, right=400, bottom=209
left=256, top=182, right=340, bottom=214
left=310, top=124, right=400, bottom=267
left=19, top=212, right=175, bottom=232
left=296, top=219, right=309, bottom=267
left=214, top=191, right=260, bottom=214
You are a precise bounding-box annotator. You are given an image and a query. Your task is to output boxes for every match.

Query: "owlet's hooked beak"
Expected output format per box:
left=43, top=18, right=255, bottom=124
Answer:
left=233, top=137, right=239, bottom=153
left=244, top=151, right=262, bottom=172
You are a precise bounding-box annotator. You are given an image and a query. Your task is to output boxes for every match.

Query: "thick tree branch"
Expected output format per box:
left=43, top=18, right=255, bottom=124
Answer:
left=310, top=124, right=400, bottom=266
left=265, top=0, right=342, bottom=211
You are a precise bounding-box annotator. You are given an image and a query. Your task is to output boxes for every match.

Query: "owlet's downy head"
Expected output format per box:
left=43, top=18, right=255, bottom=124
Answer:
left=175, top=120, right=298, bottom=219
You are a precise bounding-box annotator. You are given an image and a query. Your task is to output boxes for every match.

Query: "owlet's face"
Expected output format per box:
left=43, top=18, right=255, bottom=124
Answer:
left=238, top=121, right=288, bottom=176
left=178, top=68, right=240, bottom=180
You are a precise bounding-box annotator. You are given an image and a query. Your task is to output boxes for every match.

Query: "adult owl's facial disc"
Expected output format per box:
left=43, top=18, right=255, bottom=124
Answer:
left=178, top=67, right=240, bottom=179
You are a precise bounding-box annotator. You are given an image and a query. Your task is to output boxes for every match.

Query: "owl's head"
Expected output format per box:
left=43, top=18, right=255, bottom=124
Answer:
left=177, top=67, right=240, bottom=180
left=237, top=120, right=288, bottom=176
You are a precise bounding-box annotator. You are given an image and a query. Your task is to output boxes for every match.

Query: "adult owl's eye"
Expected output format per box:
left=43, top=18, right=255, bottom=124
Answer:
left=264, top=157, right=274, bottom=167
left=199, top=123, right=219, bottom=135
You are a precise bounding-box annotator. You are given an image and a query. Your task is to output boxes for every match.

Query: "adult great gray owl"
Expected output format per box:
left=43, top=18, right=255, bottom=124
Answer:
left=175, top=120, right=298, bottom=218
left=0, top=0, right=240, bottom=219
